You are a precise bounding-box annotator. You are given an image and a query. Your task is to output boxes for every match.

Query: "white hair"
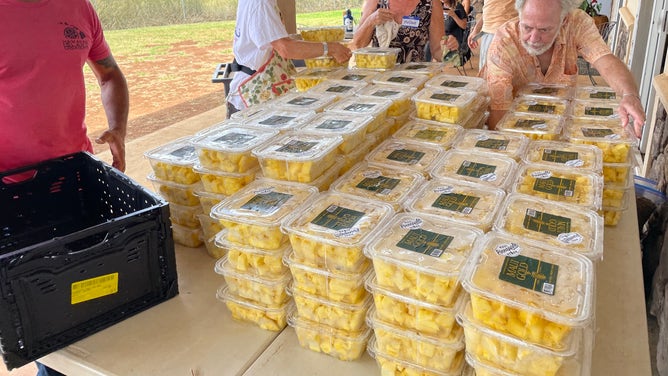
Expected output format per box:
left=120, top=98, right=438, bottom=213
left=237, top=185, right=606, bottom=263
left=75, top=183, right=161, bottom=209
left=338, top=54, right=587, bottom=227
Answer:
left=515, top=0, right=582, bottom=20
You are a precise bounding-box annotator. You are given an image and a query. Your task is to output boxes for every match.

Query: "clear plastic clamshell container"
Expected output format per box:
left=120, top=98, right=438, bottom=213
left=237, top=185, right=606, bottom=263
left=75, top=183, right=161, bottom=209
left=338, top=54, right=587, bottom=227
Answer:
left=571, top=99, right=620, bottom=121
left=511, top=163, right=604, bottom=210
left=564, top=117, right=637, bottom=163
left=430, top=149, right=518, bottom=190
left=216, top=229, right=291, bottom=279
left=198, top=213, right=224, bottom=240
left=252, top=131, right=342, bottom=183
left=147, top=173, right=201, bottom=206
left=574, top=85, right=620, bottom=102
left=282, top=191, right=395, bottom=272
left=215, top=255, right=291, bottom=306
left=493, top=193, right=604, bottom=260
left=522, top=140, right=603, bottom=173
left=298, top=112, right=373, bottom=154
left=217, top=285, right=291, bottom=331
left=308, top=79, right=368, bottom=98
left=510, top=96, right=571, bottom=116
left=371, top=70, right=430, bottom=89
left=602, top=175, right=633, bottom=209
left=403, top=177, right=506, bottom=232
left=324, top=95, right=392, bottom=132
left=341, top=134, right=377, bottom=174
left=392, top=119, right=463, bottom=149
left=193, top=163, right=258, bottom=196
left=171, top=222, right=203, bottom=248
left=330, top=161, right=426, bottom=212
left=230, top=104, right=270, bottom=123
left=350, top=47, right=401, bottom=70
left=289, top=284, right=373, bottom=332
left=460, top=232, right=595, bottom=351
left=368, top=336, right=466, bottom=376
left=365, top=212, right=483, bottom=306
left=271, top=91, right=338, bottom=113
left=299, top=25, right=345, bottom=42
left=603, top=158, right=632, bottom=185
left=304, top=56, right=348, bottom=69
left=294, top=68, right=334, bottom=92
left=326, top=68, right=381, bottom=83
left=210, top=178, right=318, bottom=250
left=190, top=126, right=278, bottom=172
left=365, top=139, right=445, bottom=176
left=413, top=87, right=481, bottom=124
left=516, top=83, right=574, bottom=100
left=356, top=84, right=417, bottom=117
left=425, top=73, right=489, bottom=96
left=242, top=109, right=317, bottom=133
left=397, top=61, right=445, bottom=76
left=168, top=202, right=203, bottom=228
left=194, top=189, right=226, bottom=214
left=454, top=129, right=529, bottom=161
left=367, top=308, right=465, bottom=373
left=144, top=136, right=200, bottom=184
left=495, top=112, right=565, bottom=141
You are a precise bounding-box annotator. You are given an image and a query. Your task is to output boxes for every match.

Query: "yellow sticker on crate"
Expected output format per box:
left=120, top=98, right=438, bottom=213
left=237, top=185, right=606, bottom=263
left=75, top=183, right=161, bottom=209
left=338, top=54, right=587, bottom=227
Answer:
left=71, top=273, right=119, bottom=304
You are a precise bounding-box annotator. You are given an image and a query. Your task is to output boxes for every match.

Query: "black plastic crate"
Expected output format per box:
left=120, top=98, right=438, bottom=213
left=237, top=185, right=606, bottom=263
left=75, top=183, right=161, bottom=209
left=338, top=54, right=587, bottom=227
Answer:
left=0, top=152, right=178, bottom=370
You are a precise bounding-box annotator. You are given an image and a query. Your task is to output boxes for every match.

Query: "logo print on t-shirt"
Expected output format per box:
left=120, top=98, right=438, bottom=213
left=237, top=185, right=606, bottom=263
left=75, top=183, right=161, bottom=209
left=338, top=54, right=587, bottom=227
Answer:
left=61, top=22, right=88, bottom=50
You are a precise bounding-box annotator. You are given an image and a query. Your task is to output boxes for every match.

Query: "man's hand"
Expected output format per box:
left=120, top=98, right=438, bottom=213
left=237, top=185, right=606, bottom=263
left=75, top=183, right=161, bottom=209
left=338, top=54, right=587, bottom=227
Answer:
left=618, top=93, right=646, bottom=138
left=95, top=128, right=126, bottom=172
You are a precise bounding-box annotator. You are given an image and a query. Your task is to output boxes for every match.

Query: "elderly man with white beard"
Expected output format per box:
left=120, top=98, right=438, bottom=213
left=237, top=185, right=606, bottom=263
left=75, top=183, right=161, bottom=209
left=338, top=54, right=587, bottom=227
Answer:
left=484, top=0, right=645, bottom=137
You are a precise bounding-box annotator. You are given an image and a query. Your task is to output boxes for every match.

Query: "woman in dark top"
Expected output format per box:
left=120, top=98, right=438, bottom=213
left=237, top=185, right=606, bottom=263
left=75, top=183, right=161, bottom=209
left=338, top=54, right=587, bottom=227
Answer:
left=443, top=0, right=468, bottom=47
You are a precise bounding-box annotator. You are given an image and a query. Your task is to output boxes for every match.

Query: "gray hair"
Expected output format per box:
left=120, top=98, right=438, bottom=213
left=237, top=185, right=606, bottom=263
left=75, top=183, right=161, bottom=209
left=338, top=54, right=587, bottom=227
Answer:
left=515, top=0, right=582, bottom=21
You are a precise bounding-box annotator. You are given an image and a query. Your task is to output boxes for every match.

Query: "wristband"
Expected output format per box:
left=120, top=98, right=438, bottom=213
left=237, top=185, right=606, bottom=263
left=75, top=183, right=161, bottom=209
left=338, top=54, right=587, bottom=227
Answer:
left=321, top=42, right=329, bottom=57
left=622, top=92, right=641, bottom=100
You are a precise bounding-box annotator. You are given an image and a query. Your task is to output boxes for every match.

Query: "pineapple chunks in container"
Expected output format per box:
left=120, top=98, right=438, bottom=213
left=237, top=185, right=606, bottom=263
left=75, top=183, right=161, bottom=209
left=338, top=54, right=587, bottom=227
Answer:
left=243, top=109, right=317, bottom=133
left=357, top=84, right=417, bottom=117
left=391, top=119, right=463, bottom=150
left=509, top=96, right=571, bottom=117
left=350, top=47, right=401, bottom=70
left=147, top=173, right=201, bottom=206
left=366, top=139, right=445, bottom=177
left=289, top=284, right=373, bottom=332
left=299, top=26, right=345, bottom=42
left=397, top=61, right=446, bottom=76
left=282, top=191, right=395, bottom=272
left=516, top=83, right=574, bottom=100
left=270, top=91, right=338, bottom=113
left=413, top=87, right=480, bottom=124
left=574, top=85, right=620, bottom=102
left=216, top=285, right=291, bottom=331
left=211, top=178, right=318, bottom=250
left=367, top=336, right=466, bottom=376
left=144, top=136, right=200, bottom=184
left=189, top=126, right=278, bottom=172
left=571, top=99, right=620, bottom=121
left=308, top=79, right=368, bottom=99
left=460, top=232, right=595, bottom=351
left=425, top=73, right=489, bottom=96
left=304, top=56, right=348, bottom=69
left=327, top=68, right=381, bottom=83
left=216, top=230, right=291, bottom=279
left=564, top=117, right=637, bottom=163
left=294, top=68, right=334, bottom=92
left=324, top=95, right=392, bottom=132
left=297, top=112, right=373, bottom=155
left=430, top=149, right=518, bottom=190
left=194, top=163, right=258, bottom=196
left=215, top=255, right=291, bottom=306
left=453, top=129, right=529, bottom=161
left=372, top=70, right=430, bottom=90
left=495, top=112, right=565, bottom=141
left=522, top=140, right=603, bottom=174
left=365, top=212, right=483, bottom=306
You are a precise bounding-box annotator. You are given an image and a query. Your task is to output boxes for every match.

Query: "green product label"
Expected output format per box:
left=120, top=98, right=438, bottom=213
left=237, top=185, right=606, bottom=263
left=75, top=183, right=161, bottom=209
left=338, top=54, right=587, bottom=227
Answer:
left=343, top=103, right=375, bottom=112
left=276, top=139, right=317, bottom=154
left=287, top=97, right=318, bottom=106
left=523, top=208, right=572, bottom=236
left=316, top=119, right=352, bottom=130
left=541, top=149, right=579, bottom=164
left=532, top=87, right=559, bottom=95
left=311, top=205, right=365, bottom=230
left=514, top=119, right=546, bottom=129
left=342, top=74, right=366, bottom=81
left=240, top=191, right=293, bottom=214
left=432, top=192, right=480, bottom=214
left=589, top=91, right=617, bottom=100
left=414, top=129, right=446, bottom=142
left=581, top=127, right=614, bottom=137
left=431, top=92, right=460, bottom=102
left=475, top=138, right=509, bottom=150
left=499, top=255, right=559, bottom=296
left=456, top=161, right=497, bottom=178
left=388, top=76, right=413, bottom=83
left=526, top=104, right=556, bottom=113
left=213, top=132, right=256, bottom=146
left=396, top=229, right=454, bottom=258
left=387, top=148, right=425, bottom=165
left=584, top=106, right=614, bottom=117
left=326, top=85, right=354, bottom=93
left=373, top=89, right=400, bottom=98
left=440, top=80, right=468, bottom=88
left=532, top=176, right=576, bottom=197
left=259, top=115, right=296, bottom=126
left=405, top=64, right=427, bottom=70
left=356, top=175, right=401, bottom=195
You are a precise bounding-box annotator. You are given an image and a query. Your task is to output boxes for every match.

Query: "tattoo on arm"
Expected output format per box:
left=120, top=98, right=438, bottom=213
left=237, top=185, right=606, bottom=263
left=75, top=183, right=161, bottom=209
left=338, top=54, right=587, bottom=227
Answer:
left=95, top=56, right=118, bottom=70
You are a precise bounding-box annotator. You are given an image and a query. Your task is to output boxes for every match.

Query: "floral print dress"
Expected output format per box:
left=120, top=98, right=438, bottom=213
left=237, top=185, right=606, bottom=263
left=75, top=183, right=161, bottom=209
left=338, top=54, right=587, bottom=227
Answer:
left=372, top=0, right=434, bottom=63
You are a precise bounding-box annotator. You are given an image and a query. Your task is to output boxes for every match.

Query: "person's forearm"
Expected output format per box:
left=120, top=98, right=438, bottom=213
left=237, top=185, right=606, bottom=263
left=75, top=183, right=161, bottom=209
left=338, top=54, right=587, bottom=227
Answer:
left=100, top=68, right=129, bottom=138
left=487, top=110, right=506, bottom=130
left=350, top=18, right=376, bottom=50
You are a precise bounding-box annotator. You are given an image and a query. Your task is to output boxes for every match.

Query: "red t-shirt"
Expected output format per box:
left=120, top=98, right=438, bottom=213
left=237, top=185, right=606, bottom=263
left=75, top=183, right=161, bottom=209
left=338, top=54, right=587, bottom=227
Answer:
left=0, top=0, right=111, bottom=172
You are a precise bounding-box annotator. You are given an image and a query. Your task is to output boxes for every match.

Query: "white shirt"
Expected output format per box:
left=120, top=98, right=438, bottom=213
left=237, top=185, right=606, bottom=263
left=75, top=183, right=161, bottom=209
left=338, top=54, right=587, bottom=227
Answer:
left=227, top=0, right=288, bottom=110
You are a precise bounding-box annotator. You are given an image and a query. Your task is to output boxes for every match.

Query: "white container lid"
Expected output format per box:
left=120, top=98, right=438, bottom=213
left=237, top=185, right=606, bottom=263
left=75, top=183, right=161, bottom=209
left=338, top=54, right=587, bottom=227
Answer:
left=365, top=139, right=444, bottom=175
left=391, top=119, right=463, bottom=149
left=522, top=140, right=603, bottom=173
left=190, top=126, right=279, bottom=153
left=460, top=231, right=595, bottom=327
left=495, top=112, right=565, bottom=139
left=454, top=129, right=529, bottom=160
left=252, top=131, right=343, bottom=163
left=430, top=149, right=518, bottom=190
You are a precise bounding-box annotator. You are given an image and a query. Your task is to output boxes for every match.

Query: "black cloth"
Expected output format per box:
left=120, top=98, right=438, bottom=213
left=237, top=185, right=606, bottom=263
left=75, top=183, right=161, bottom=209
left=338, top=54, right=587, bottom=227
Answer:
left=444, top=3, right=467, bottom=46
left=230, top=58, right=256, bottom=76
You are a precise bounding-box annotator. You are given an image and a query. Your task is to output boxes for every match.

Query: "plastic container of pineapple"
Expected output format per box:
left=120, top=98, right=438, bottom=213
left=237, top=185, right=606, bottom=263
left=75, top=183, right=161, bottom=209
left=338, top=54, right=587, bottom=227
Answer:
left=304, top=56, right=348, bottom=69
left=357, top=84, right=417, bottom=117
left=330, top=162, right=425, bottom=212
left=460, top=232, right=595, bottom=351
left=368, top=308, right=465, bottom=372
left=252, top=132, right=342, bottom=183
left=216, top=230, right=291, bottom=279
left=198, top=213, right=224, bottom=240
left=391, top=119, right=462, bottom=149
left=144, top=136, right=200, bottom=184
left=413, top=87, right=480, bottom=124
left=324, top=95, right=392, bottom=132
left=298, top=112, right=373, bottom=154
left=217, top=285, right=291, bottom=331
left=327, top=68, right=381, bottom=83
left=424, top=73, right=488, bottom=96
left=230, top=104, right=269, bottom=123
left=305, top=156, right=345, bottom=192
left=204, top=234, right=226, bottom=259
left=430, top=149, right=518, bottom=190
left=285, top=251, right=372, bottom=304
left=194, top=190, right=227, bottom=214
left=511, top=163, right=604, bottom=210
left=574, top=86, right=620, bottom=102
left=271, top=91, right=338, bottom=113
left=454, top=129, right=529, bottom=161
left=289, top=284, right=373, bottom=332
left=147, top=173, right=201, bottom=206
left=602, top=179, right=632, bottom=209
left=215, top=255, right=291, bottom=306
left=282, top=191, right=395, bottom=272
left=242, top=109, right=317, bottom=133
left=194, top=163, right=258, bottom=196
left=599, top=206, right=625, bottom=226
left=403, top=177, right=506, bottom=231
left=365, top=276, right=464, bottom=339
left=571, top=99, right=620, bottom=121
left=510, top=96, right=571, bottom=116
left=460, top=109, right=490, bottom=130
left=350, top=47, right=401, bottom=70
left=288, top=310, right=372, bottom=361
left=190, top=126, right=278, bottom=172
left=493, top=193, right=604, bottom=260
left=294, top=68, right=334, bottom=92
left=458, top=302, right=585, bottom=376
left=397, top=61, right=445, bottom=76
left=368, top=337, right=466, bottom=376
left=522, top=140, right=603, bottom=173
left=495, top=112, right=564, bottom=141
left=516, top=83, right=574, bottom=100
left=371, top=70, right=429, bottom=90
left=168, top=202, right=203, bottom=228
left=366, top=212, right=483, bottom=306
left=171, top=222, right=203, bottom=248
left=365, top=139, right=444, bottom=176
left=210, top=178, right=319, bottom=250
left=308, top=79, right=368, bottom=98
left=299, top=25, right=345, bottom=42
left=602, top=158, right=632, bottom=185
left=564, top=117, right=637, bottom=163
left=340, top=134, right=377, bottom=174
